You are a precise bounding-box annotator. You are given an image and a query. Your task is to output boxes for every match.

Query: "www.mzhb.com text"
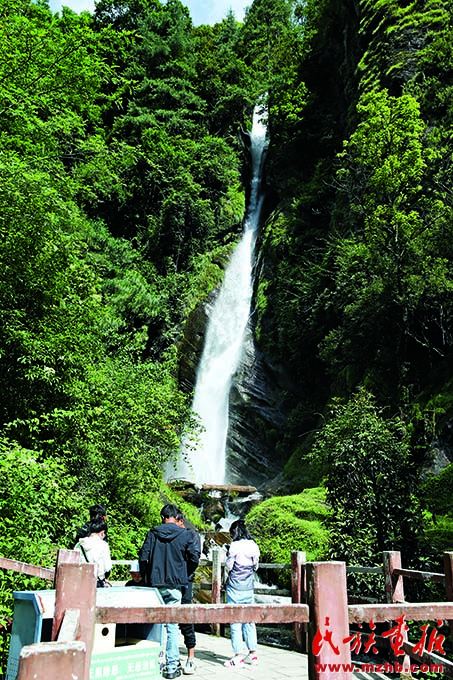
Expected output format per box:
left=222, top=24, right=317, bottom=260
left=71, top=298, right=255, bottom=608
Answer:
left=315, top=662, right=444, bottom=673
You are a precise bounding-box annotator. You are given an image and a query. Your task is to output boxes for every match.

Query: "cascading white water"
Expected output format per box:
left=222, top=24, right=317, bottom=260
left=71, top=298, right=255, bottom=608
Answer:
left=173, top=105, right=267, bottom=486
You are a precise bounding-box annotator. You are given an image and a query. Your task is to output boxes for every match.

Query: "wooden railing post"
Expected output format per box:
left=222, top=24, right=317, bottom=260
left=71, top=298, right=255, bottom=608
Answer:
left=51, top=549, right=96, bottom=680
left=444, top=552, right=453, bottom=644
left=211, top=548, right=222, bottom=636
left=382, top=550, right=411, bottom=676
left=383, top=550, right=404, bottom=603
left=17, top=641, right=86, bottom=680
left=291, top=551, right=306, bottom=652
left=306, top=561, right=352, bottom=680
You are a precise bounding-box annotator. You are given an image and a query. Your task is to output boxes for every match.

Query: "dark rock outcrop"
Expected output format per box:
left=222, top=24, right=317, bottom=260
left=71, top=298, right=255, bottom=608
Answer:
left=225, top=329, right=294, bottom=489
left=202, top=498, right=226, bottom=525
left=178, top=293, right=215, bottom=393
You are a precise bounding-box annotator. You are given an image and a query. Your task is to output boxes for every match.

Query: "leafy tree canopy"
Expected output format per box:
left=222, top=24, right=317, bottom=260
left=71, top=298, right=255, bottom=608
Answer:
left=310, top=389, right=423, bottom=565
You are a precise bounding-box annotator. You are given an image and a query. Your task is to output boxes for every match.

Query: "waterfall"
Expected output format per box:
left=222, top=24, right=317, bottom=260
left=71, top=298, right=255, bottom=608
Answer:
left=173, top=105, right=267, bottom=486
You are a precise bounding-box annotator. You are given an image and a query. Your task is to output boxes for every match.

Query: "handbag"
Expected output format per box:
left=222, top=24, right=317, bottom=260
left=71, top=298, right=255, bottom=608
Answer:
left=97, top=578, right=112, bottom=588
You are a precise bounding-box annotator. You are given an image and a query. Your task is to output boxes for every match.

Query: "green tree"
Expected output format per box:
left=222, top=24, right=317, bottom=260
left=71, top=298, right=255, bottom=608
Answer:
left=239, top=0, right=294, bottom=86
left=310, top=389, right=422, bottom=565
left=94, top=0, right=161, bottom=31
left=321, top=89, right=453, bottom=402
left=192, top=12, right=251, bottom=136
left=0, top=152, right=105, bottom=428
left=0, top=0, right=109, bottom=158
left=0, top=439, right=84, bottom=561
left=60, top=351, right=195, bottom=518
left=0, top=437, right=85, bottom=645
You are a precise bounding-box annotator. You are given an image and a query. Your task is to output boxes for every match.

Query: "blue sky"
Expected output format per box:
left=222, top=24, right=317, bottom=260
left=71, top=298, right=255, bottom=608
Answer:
left=184, top=0, right=249, bottom=25
left=49, top=0, right=250, bottom=24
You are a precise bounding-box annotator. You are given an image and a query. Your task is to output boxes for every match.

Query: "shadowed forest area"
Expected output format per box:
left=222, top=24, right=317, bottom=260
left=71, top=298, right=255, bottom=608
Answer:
left=2, top=0, right=453, bottom=669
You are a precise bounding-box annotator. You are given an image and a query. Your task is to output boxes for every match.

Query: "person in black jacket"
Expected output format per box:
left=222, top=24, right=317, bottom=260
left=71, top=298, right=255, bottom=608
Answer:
left=139, top=504, right=200, bottom=680
left=176, top=510, right=200, bottom=676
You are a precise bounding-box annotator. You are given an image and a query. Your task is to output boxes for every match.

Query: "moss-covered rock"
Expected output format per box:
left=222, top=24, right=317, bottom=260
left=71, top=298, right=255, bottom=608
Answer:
left=246, top=488, right=330, bottom=586
left=421, top=463, right=453, bottom=518
left=423, top=515, right=453, bottom=552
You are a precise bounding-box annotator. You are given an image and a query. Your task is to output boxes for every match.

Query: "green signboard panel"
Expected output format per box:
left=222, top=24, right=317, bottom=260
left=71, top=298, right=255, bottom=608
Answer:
left=90, top=643, right=161, bottom=680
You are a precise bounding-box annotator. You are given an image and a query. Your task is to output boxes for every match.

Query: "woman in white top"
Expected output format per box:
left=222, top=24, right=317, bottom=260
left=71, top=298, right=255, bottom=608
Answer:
left=75, top=519, right=112, bottom=587
left=223, top=519, right=260, bottom=668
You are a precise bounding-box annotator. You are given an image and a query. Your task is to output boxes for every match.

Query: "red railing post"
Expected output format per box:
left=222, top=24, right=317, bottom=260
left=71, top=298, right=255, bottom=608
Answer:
left=382, top=550, right=411, bottom=673
left=306, top=561, right=352, bottom=680
left=444, top=552, right=453, bottom=643
left=211, top=548, right=222, bottom=636
left=383, top=550, right=404, bottom=603
left=291, top=550, right=306, bottom=652
left=51, top=549, right=96, bottom=680
left=52, top=548, right=80, bottom=583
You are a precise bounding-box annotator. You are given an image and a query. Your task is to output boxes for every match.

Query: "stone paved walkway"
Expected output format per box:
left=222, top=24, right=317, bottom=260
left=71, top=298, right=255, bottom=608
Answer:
left=177, top=633, right=388, bottom=680
left=178, top=632, right=307, bottom=679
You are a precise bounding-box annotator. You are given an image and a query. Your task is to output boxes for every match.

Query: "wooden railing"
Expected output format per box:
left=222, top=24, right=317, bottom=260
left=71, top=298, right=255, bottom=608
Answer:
left=105, top=550, right=305, bottom=639
left=1, top=550, right=453, bottom=679
left=110, top=554, right=296, bottom=596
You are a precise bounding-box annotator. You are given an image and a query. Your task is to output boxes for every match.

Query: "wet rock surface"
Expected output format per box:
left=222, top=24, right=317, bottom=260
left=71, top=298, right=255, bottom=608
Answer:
left=178, top=295, right=214, bottom=393
left=226, top=332, right=292, bottom=489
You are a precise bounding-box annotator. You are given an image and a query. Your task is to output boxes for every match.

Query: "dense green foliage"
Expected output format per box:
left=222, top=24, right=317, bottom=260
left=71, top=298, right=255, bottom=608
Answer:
left=3, top=0, right=453, bottom=667
left=0, top=0, right=250, bottom=649
left=310, top=389, right=422, bottom=565
left=252, top=0, right=453, bottom=567
left=422, top=463, right=453, bottom=519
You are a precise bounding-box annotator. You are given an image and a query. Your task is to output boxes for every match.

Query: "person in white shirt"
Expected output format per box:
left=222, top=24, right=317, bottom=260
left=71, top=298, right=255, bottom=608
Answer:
left=75, top=519, right=112, bottom=587
left=223, top=519, right=260, bottom=668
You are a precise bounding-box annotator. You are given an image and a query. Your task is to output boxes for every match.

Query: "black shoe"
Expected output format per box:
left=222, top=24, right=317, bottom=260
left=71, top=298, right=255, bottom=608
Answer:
left=162, top=668, right=182, bottom=679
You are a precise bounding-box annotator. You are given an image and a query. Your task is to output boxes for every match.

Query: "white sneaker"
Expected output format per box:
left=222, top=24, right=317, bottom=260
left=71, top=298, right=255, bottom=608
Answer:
left=244, top=652, right=259, bottom=666
left=183, top=659, right=196, bottom=675
left=223, top=656, right=245, bottom=669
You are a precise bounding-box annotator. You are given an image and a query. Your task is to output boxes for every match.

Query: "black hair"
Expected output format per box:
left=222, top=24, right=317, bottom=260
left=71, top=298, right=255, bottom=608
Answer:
left=89, top=504, right=106, bottom=520
left=229, top=519, right=253, bottom=542
left=88, top=519, right=108, bottom=536
left=160, top=504, right=180, bottom=520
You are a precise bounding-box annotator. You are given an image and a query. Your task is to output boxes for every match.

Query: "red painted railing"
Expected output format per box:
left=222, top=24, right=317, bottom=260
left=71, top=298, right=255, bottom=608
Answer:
left=1, top=550, right=453, bottom=679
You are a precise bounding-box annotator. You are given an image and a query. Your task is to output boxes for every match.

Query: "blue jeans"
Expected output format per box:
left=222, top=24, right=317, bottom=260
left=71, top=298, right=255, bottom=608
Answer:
left=158, top=587, right=182, bottom=672
left=226, top=584, right=257, bottom=655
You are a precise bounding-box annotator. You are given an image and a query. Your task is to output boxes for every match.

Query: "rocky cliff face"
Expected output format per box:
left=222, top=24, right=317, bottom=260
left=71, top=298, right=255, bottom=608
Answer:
left=178, top=293, right=213, bottom=394
left=225, top=328, right=291, bottom=489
